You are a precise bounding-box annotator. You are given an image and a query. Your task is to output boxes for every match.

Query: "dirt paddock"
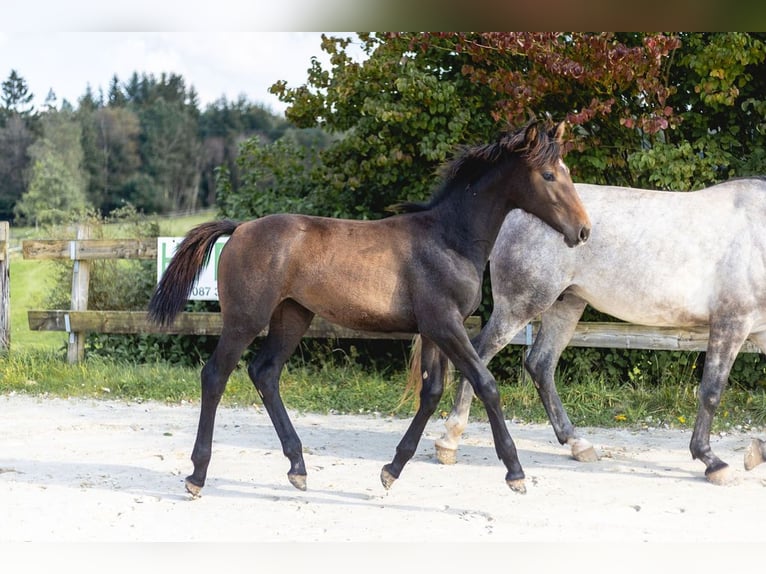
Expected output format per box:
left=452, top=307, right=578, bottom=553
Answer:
left=2, top=393, right=765, bottom=554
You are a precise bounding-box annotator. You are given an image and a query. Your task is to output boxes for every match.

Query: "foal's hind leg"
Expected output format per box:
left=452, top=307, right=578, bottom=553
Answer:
left=186, top=328, right=258, bottom=497
left=382, top=336, right=449, bottom=489
left=690, top=318, right=751, bottom=485
left=248, top=300, right=314, bottom=491
left=525, top=294, right=598, bottom=462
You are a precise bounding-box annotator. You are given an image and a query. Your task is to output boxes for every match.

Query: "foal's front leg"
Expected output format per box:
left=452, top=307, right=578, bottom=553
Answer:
left=435, top=309, right=522, bottom=464
left=430, top=321, right=527, bottom=493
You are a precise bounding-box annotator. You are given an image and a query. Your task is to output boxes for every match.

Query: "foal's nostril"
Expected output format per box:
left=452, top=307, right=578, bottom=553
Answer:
left=579, top=226, right=591, bottom=244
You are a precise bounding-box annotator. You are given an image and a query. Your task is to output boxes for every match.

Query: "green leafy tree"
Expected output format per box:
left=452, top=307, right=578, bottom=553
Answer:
left=14, top=146, right=86, bottom=225
left=0, top=116, right=34, bottom=220
left=78, top=105, right=142, bottom=212
left=1, top=69, right=35, bottom=121
left=232, top=32, right=677, bottom=221
left=198, top=95, right=291, bottom=206
left=630, top=32, right=766, bottom=190
left=0, top=70, right=38, bottom=219
left=138, top=97, right=201, bottom=212
left=15, top=108, right=89, bottom=225
left=217, top=134, right=324, bottom=218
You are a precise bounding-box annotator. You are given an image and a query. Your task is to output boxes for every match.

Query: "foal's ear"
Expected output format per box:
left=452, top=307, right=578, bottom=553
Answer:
left=551, top=121, right=566, bottom=143
left=524, top=121, right=540, bottom=147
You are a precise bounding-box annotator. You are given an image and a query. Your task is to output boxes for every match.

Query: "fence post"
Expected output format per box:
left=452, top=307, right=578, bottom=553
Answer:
left=67, top=224, right=91, bottom=363
left=0, top=222, right=9, bottom=351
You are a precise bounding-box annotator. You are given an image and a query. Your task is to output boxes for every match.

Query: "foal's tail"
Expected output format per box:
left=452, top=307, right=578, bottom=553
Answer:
left=148, top=219, right=240, bottom=326
left=398, top=334, right=455, bottom=411
left=399, top=335, right=425, bottom=409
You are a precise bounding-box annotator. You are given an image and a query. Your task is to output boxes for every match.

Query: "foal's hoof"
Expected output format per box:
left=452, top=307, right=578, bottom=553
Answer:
left=568, top=438, right=599, bottom=463
left=288, top=472, right=307, bottom=491
left=435, top=444, right=457, bottom=465
left=506, top=479, right=527, bottom=494
left=185, top=477, right=203, bottom=499
left=744, top=439, right=766, bottom=471
left=705, top=462, right=733, bottom=486
left=380, top=465, right=397, bottom=490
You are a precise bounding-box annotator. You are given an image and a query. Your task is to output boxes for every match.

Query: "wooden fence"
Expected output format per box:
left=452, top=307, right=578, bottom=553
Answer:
left=0, top=222, right=8, bottom=351
left=1, top=222, right=761, bottom=363
left=18, top=225, right=482, bottom=363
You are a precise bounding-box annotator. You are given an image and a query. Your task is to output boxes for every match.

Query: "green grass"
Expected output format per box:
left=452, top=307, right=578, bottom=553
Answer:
left=157, top=209, right=217, bottom=236
left=9, top=255, right=66, bottom=350
left=2, top=349, right=764, bottom=433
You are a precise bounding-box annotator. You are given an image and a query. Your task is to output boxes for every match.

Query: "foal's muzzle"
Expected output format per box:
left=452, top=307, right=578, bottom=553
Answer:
left=564, top=224, right=591, bottom=247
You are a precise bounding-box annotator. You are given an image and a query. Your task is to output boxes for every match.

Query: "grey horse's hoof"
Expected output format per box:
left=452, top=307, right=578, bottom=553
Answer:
left=744, top=438, right=765, bottom=471
left=568, top=438, right=600, bottom=463
left=435, top=444, right=457, bottom=465
left=288, top=472, right=307, bottom=491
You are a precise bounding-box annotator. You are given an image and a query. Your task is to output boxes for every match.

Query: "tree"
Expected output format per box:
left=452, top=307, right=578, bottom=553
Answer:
left=0, top=70, right=38, bottom=219
left=0, top=116, right=35, bottom=220
left=634, top=32, right=766, bottom=190
left=14, top=109, right=89, bottom=225
left=258, top=32, right=680, bottom=220
left=1, top=69, right=35, bottom=121
left=78, top=105, right=142, bottom=212
left=198, top=95, right=291, bottom=206
left=138, top=97, right=201, bottom=212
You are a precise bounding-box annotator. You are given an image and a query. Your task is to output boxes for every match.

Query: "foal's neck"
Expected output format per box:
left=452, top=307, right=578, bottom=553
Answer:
left=431, top=176, right=512, bottom=271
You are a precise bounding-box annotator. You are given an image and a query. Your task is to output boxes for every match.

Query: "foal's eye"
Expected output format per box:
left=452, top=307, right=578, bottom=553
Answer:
left=542, top=172, right=555, bottom=182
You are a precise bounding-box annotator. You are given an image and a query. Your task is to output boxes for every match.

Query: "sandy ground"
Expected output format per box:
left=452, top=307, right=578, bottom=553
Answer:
left=2, top=392, right=766, bottom=549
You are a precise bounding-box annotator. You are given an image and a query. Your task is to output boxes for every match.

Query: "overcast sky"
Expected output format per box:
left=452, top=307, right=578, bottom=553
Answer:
left=0, top=32, right=359, bottom=115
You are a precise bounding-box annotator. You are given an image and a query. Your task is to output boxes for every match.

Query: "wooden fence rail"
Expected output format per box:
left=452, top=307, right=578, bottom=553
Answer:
left=4, top=223, right=761, bottom=364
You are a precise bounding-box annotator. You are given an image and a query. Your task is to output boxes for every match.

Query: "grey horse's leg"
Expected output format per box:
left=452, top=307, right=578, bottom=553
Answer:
left=524, top=293, right=599, bottom=462
left=690, top=318, right=752, bottom=484
left=435, top=308, right=537, bottom=464
left=743, top=332, right=766, bottom=471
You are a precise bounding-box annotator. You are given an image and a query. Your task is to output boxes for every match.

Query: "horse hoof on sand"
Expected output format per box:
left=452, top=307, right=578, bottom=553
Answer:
left=705, top=464, right=733, bottom=486
left=380, top=467, right=397, bottom=490
left=288, top=473, right=307, bottom=491
left=435, top=445, right=457, bottom=465
left=744, top=439, right=765, bottom=471
left=506, top=479, right=527, bottom=494
left=568, top=438, right=599, bottom=463
left=185, top=478, right=203, bottom=499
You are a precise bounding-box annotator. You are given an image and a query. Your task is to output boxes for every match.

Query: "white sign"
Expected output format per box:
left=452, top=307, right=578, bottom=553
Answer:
left=156, top=236, right=229, bottom=301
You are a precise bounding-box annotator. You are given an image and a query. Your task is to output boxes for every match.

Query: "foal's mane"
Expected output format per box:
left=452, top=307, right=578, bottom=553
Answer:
left=390, top=119, right=562, bottom=214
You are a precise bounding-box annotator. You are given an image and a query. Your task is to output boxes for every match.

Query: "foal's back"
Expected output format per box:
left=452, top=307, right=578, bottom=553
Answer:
left=216, top=212, right=459, bottom=333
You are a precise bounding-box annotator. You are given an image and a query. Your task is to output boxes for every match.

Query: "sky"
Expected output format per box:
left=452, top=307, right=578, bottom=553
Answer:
left=0, top=32, right=359, bottom=116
